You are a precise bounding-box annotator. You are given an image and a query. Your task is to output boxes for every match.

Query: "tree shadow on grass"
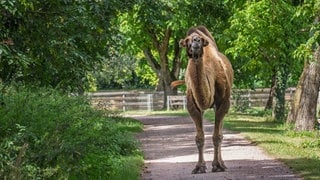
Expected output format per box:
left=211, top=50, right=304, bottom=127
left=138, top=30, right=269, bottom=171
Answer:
left=279, top=157, right=320, bottom=180
left=224, top=120, right=283, bottom=134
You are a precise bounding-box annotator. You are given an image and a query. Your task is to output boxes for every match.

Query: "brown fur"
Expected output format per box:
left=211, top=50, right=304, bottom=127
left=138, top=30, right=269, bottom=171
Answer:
left=180, top=26, right=233, bottom=174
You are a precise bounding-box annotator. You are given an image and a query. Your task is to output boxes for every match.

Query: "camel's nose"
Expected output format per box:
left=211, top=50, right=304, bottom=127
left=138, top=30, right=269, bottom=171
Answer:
left=192, top=43, right=200, bottom=50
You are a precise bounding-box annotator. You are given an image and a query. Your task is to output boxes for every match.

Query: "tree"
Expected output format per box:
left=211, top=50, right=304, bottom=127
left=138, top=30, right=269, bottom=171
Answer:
left=289, top=47, right=320, bottom=131
left=287, top=0, right=320, bottom=131
left=119, top=0, right=229, bottom=108
left=93, top=33, right=142, bottom=89
left=225, top=0, right=306, bottom=121
left=0, top=0, right=135, bottom=93
left=120, top=0, right=185, bottom=108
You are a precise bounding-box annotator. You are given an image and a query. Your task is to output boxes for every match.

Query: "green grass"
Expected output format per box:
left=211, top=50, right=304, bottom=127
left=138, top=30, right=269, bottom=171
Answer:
left=204, top=108, right=320, bottom=180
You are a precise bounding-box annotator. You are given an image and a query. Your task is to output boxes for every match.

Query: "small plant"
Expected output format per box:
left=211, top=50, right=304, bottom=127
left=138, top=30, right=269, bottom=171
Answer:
left=300, top=139, right=320, bottom=149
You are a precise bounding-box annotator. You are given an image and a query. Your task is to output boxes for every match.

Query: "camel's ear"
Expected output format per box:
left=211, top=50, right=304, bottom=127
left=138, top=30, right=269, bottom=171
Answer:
left=202, top=38, right=209, bottom=47
left=179, top=39, right=187, bottom=47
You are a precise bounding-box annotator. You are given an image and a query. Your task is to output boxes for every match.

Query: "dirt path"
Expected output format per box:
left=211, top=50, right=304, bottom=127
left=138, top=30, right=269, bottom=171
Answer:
left=134, top=115, right=302, bottom=180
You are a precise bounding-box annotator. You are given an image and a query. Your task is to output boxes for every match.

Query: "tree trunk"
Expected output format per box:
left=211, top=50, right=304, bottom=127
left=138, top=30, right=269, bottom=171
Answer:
left=144, top=28, right=182, bottom=109
left=288, top=46, right=320, bottom=131
left=272, top=65, right=288, bottom=121
left=286, top=80, right=303, bottom=124
left=265, top=69, right=276, bottom=110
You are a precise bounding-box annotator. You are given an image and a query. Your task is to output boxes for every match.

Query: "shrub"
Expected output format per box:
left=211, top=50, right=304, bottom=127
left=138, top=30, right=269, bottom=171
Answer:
left=0, top=85, right=143, bottom=179
left=232, top=90, right=250, bottom=112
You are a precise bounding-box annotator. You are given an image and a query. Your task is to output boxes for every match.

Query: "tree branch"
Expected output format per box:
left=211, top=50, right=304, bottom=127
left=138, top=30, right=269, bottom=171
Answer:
left=171, top=38, right=182, bottom=78
left=161, top=28, right=171, bottom=56
left=146, top=27, right=161, bottom=52
left=143, top=48, right=161, bottom=74
left=258, top=47, right=273, bottom=63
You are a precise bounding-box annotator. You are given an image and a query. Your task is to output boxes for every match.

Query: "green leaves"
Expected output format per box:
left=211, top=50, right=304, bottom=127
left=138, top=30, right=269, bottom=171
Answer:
left=293, top=0, right=320, bottom=62
left=225, top=0, right=306, bottom=88
left=117, top=0, right=230, bottom=89
left=0, top=0, right=125, bottom=93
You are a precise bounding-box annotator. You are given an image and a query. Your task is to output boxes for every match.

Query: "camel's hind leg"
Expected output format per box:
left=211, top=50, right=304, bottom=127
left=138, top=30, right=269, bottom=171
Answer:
left=187, top=95, right=206, bottom=174
left=212, top=99, right=230, bottom=172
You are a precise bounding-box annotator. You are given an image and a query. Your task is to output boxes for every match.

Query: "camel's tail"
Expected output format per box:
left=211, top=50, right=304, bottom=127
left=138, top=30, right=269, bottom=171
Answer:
left=171, top=80, right=185, bottom=88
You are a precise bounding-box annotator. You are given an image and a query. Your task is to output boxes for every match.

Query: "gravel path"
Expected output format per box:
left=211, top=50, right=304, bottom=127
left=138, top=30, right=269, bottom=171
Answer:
left=134, top=115, right=302, bottom=180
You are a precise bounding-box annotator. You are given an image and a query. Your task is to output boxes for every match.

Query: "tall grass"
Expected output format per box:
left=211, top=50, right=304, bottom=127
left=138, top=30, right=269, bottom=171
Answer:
left=0, top=86, right=143, bottom=179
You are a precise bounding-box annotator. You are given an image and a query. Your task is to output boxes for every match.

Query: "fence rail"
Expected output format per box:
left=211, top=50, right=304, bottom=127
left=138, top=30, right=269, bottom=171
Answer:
left=88, top=88, right=320, bottom=111
left=88, top=91, right=164, bottom=111
left=232, top=88, right=296, bottom=107
left=167, top=95, right=187, bottom=111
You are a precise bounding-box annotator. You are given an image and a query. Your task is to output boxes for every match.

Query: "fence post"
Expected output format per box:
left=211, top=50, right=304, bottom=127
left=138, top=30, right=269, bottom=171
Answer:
left=147, top=94, right=153, bottom=111
left=122, top=94, right=126, bottom=111
left=248, top=90, right=251, bottom=107
left=183, top=96, right=186, bottom=110
left=167, top=96, right=170, bottom=111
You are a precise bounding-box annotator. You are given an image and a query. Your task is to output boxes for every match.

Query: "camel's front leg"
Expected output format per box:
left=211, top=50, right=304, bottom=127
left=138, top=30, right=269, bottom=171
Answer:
left=187, top=95, right=206, bottom=174
left=192, top=119, right=206, bottom=174
left=212, top=100, right=230, bottom=172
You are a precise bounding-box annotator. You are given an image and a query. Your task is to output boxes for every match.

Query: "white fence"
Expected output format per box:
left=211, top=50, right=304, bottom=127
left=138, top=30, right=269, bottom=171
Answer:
left=232, top=88, right=296, bottom=107
left=88, top=88, right=320, bottom=111
left=167, top=95, right=187, bottom=111
left=88, top=91, right=164, bottom=111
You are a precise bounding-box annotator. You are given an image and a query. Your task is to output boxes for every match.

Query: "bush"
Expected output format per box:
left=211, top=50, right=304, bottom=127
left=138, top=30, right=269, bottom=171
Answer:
left=0, top=85, right=143, bottom=179
left=232, top=90, right=250, bottom=112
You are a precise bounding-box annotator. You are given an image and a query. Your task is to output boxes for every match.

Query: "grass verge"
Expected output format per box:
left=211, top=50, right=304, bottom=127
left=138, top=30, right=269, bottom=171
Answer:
left=204, top=108, right=320, bottom=180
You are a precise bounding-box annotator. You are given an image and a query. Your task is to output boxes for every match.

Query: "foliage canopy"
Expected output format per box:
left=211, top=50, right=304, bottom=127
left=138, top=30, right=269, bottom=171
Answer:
left=0, top=0, right=135, bottom=93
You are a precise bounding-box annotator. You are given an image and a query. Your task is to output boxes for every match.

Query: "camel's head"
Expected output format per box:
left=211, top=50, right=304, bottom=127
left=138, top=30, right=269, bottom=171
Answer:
left=180, top=33, right=209, bottom=60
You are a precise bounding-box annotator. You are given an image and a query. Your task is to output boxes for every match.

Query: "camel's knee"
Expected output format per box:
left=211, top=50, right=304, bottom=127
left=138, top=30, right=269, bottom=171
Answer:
left=216, top=100, right=231, bottom=114
left=187, top=105, right=201, bottom=119
left=212, top=135, right=223, bottom=147
left=195, top=135, right=205, bottom=148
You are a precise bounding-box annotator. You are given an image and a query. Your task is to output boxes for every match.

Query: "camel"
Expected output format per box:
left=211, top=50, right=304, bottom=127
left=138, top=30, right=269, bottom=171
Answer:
left=176, top=26, right=233, bottom=173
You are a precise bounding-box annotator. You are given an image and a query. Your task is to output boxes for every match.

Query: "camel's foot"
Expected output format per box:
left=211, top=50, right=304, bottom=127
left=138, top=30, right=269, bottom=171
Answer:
left=212, top=161, right=226, bottom=172
left=192, top=164, right=207, bottom=174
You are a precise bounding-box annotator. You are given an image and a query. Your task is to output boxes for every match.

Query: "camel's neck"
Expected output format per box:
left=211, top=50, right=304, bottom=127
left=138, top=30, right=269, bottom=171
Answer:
left=186, top=58, right=213, bottom=109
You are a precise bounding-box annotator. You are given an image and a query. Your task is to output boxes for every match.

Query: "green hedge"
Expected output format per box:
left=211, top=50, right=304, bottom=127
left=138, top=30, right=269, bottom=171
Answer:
left=0, top=86, right=143, bottom=179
